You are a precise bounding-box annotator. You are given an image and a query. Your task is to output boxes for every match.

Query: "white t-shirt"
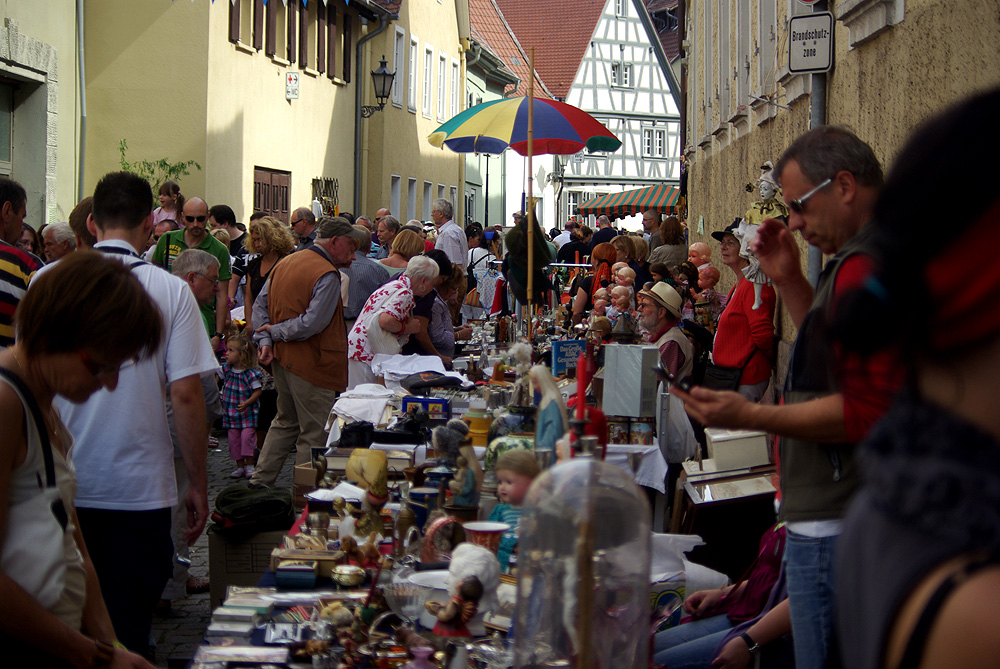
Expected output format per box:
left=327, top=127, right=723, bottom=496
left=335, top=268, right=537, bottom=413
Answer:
left=53, top=240, right=219, bottom=511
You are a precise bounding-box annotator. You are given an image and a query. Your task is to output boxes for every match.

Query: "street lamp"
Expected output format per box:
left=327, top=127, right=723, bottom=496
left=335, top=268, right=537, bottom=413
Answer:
left=361, top=55, right=395, bottom=118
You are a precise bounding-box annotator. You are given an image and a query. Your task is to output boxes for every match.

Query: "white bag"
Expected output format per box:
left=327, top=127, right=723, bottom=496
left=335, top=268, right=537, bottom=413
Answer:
left=657, top=390, right=698, bottom=464
left=0, top=369, right=68, bottom=610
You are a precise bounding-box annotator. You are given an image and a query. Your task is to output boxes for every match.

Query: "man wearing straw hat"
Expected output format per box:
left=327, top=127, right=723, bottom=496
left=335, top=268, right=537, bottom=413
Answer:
left=637, top=281, right=693, bottom=382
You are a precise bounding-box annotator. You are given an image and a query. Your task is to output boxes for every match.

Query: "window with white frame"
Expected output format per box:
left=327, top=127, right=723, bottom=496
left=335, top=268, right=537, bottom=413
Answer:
left=450, top=60, right=459, bottom=118
left=737, top=0, right=749, bottom=110
left=610, top=62, right=633, bottom=87
left=391, top=176, right=401, bottom=218
left=422, top=46, right=433, bottom=118
left=438, top=184, right=446, bottom=200
left=407, top=178, right=417, bottom=221
left=615, top=0, right=627, bottom=17
left=408, top=37, right=418, bottom=112
left=704, top=0, right=713, bottom=132
left=567, top=192, right=579, bottom=217
left=437, top=53, right=447, bottom=121
left=392, top=28, right=405, bottom=107
left=449, top=186, right=457, bottom=212
left=643, top=128, right=666, bottom=158
left=422, top=181, right=433, bottom=220
left=758, top=0, right=777, bottom=93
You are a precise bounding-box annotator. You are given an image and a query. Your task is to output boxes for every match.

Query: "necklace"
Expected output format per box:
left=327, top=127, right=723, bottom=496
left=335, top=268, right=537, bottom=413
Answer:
left=10, top=348, right=61, bottom=439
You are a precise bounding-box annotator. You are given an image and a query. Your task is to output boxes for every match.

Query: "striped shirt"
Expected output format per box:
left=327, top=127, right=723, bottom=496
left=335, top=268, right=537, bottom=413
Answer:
left=0, top=240, right=42, bottom=347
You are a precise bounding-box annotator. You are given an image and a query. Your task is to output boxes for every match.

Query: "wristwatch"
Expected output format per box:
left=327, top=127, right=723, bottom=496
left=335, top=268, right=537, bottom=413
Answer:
left=213, top=331, right=224, bottom=339
left=740, top=631, right=761, bottom=655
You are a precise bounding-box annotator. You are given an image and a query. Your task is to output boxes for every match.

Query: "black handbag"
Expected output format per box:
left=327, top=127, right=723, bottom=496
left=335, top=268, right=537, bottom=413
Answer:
left=467, top=252, right=488, bottom=293
left=701, top=362, right=744, bottom=391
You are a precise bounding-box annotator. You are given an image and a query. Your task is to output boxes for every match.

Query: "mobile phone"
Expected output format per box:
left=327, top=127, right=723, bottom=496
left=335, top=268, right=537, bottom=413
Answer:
left=654, top=365, right=692, bottom=392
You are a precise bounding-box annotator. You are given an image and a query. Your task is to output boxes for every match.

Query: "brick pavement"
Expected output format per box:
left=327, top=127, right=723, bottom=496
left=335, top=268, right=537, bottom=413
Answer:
left=150, top=434, right=296, bottom=668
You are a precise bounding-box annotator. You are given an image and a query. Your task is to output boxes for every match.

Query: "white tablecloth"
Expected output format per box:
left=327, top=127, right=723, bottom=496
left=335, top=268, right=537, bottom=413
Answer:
left=369, top=442, right=486, bottom=467
left=605, top=442, right=669, bottom=493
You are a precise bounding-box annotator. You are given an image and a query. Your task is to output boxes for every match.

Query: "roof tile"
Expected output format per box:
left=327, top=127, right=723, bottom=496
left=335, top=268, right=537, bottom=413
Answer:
left=469, top=0, right=553, bottom=99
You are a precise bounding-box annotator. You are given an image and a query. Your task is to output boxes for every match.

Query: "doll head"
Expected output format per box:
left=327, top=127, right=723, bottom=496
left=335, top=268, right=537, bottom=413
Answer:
left=594, top=287, right=610, bottom=303
left=615, top=266, right=636, bottom=287
left=495, top=449, right=540, bottom=506
left=687, top=242, right=711, bottom=266
left=611, top=285, right=631, bottom=310
left=649, top=262, right=669, bottom=283
left=593, top=297, right=609, bottom=315
left=698, top=266, right=721, bottom=291
left=611, top=261, right=629, bottom=277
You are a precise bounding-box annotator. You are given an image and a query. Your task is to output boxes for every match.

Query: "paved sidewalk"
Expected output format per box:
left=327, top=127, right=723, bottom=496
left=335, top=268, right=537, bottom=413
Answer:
left=150, top=435, right=296, bottom=668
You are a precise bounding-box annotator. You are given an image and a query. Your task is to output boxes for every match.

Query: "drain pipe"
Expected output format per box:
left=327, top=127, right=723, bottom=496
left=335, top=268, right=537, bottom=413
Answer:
left=77, top=0, right=86, bottom=200
left=354, top=7, right=393, bottom=213
left=806, top=0, right=828, bottom=287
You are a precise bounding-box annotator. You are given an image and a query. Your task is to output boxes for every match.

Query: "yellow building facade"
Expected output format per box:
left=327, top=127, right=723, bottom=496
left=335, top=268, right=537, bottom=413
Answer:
left=83, top=0, right=461, bottom=224
left=681, top=0, right=1000, bottom=360
left=359, top=0, right=467, bottom=223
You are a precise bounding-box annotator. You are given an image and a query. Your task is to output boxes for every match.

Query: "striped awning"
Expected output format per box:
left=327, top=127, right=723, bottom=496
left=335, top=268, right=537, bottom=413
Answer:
left=577, top=183, right=680, bottom=218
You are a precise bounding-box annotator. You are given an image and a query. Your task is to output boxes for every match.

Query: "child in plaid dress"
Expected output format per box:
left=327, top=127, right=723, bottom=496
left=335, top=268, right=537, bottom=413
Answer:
left=219, top=333, right=264, bottom=478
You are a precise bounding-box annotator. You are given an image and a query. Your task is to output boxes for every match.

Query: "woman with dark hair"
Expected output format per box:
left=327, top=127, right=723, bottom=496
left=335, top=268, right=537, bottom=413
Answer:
left=648, top=215, right=687, bottom=269
left=502, top=209, right=553, bottom=306
left=463, top=224, right=497, bottom=320
left=0, top=252, right=161, bottom=667
left=571, top=242, right=616, bottom=324
left=17, top=223, right=42, bottom=259
left=557, top=225, right=593, bottom=264
left=833, top=90, right=1000, bottom=669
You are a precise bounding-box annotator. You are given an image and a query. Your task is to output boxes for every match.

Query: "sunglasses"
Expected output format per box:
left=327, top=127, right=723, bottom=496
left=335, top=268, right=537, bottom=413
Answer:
left=290, top=219, right=304, bottom=226
left=184, top=214, right=207, bottom=223
left=788, top=178, right=832, bottom=214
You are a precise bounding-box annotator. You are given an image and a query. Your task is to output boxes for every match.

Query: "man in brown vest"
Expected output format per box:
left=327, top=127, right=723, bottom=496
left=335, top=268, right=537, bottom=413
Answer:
left=250, top=216, right=368, bottom=487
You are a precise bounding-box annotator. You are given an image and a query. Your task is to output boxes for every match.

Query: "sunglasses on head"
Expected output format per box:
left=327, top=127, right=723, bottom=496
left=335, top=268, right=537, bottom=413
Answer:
left=788, top=178, right=832, bottom=214
left=184, top=214, right=207, bottom=223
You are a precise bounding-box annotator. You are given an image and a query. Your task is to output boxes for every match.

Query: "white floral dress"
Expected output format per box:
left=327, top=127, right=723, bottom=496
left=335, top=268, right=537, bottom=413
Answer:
left=347, top=274, right=414, bottom=364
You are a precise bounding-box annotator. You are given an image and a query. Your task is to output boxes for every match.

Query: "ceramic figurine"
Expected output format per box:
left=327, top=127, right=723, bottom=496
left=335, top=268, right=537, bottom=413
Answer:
left=427, top=576, right=482, bottom=640
left=744, top=160, right=789, bottom=226
left=529, top=365, right=568, bottom=456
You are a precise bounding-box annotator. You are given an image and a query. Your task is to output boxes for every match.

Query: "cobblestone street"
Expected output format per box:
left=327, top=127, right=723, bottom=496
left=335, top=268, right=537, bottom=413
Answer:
left=150, top=434, right=295, bottom=668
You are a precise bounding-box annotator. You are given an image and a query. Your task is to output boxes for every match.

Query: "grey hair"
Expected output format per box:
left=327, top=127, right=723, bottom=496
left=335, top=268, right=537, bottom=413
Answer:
left=431, top=198, right=453, bottom=220
left=292, top=207, right=316, bottom=224
left=775, top=125, right=884, bottom=189
left=46, top=221, right=77, bottom=249
left=353, top=224, right=372, bottom=252
left=171, top=248, right=220, bottom=278
left=404, top=254, right=440, bottom=282
left=381, top=215, right=400, bottom=233
left=597, top=215, right=611, bottom=227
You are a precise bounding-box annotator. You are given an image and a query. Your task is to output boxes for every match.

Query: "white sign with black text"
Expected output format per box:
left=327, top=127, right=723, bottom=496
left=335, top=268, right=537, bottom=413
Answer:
left=788, top=12, right=834, bottom=74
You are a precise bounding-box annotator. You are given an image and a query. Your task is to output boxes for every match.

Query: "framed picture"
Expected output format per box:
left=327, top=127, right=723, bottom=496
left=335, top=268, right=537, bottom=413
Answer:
left=483, top=574, right=517, bottom=632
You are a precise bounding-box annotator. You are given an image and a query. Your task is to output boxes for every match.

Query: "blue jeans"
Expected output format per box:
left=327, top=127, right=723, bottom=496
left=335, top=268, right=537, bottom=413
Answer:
left=653, top=614, right=734, bottom=668
left=784, top=530, right=838, bottom=669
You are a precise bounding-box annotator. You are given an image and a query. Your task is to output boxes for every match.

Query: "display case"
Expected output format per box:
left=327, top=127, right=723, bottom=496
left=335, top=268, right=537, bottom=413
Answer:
left=512, top=458, right=651, bottom=668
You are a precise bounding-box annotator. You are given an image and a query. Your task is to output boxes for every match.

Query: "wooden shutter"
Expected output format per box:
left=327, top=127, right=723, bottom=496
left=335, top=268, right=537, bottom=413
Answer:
left=287, top=1, right=297, bottom=63
left=317, top=9, right=327, bottom=74
left=299, top=3, right=309, bottom=67
left=342, top=14, right=352, bottom=83
left=253, top=168, right=291, bottom=224
left=327, top=6, right=338, bottom=79
left=229, top=0, right=240, bottom=43
left=266, top=1, right=276, bottom=56
left=253, top=0, right=264, bottom=51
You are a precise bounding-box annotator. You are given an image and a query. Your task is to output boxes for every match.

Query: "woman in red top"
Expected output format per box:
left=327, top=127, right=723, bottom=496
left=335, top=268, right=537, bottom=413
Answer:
left=710, top=219, right=776, bottom=402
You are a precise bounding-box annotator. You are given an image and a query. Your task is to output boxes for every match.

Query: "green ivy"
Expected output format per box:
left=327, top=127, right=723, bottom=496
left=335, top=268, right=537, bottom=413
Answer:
left=118, top=139, right=202, bottom=202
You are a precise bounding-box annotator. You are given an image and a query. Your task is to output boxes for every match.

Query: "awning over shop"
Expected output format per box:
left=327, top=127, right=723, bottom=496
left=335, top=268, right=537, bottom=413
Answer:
left=577, top=183, right=680, bottom=218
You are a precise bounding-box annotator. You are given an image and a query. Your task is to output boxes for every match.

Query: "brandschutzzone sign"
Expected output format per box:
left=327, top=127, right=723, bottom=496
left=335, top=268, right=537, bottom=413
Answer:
left=789, top=12, right=834, bottom=74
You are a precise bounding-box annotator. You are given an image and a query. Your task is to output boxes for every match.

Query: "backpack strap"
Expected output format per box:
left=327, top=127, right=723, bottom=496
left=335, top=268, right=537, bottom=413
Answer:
left=0, top=367, right=56, bottom=488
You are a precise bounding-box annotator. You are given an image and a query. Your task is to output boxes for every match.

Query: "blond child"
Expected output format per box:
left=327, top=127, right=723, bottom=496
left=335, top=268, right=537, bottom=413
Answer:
left=218, top=333, right=264, bottom=478
left=488, top=449, right=541, bottom=573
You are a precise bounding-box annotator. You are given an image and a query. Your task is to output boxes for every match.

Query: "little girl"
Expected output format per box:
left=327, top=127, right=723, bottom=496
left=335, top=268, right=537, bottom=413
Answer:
left=488, top=449, right=541, bottom=573
left=152, top=181, right=184, bottom=227
left=218, top=333, right=264, bottom=478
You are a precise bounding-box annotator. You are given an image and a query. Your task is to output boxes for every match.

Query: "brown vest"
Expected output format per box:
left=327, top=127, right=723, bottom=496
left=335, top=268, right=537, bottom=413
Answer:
left=267, top=249, right=348, bottom=391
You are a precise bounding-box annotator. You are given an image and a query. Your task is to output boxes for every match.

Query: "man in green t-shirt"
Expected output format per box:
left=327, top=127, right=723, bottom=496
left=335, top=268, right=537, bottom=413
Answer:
left=153, top=196, right=232, bottom=351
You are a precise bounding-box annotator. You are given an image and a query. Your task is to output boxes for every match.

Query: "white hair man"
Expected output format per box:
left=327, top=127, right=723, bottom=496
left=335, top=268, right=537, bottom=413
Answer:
left=43, top=221, right=77, bottom=262
left=431, top=198, right=466, bottom=266
left=590, top=214, right=619, bottom=249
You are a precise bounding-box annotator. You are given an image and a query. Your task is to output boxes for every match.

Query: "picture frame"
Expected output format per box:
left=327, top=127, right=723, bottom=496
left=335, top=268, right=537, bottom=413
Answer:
left=483, top=573, right=517, bottom=632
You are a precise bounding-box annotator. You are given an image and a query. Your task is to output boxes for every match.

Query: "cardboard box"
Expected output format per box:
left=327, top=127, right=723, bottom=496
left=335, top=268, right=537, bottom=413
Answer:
left=705, top=428, right=770, bottom=470
left=208, top=527, right=288, bottom=608
left=601, top=344, right=661, bottom=417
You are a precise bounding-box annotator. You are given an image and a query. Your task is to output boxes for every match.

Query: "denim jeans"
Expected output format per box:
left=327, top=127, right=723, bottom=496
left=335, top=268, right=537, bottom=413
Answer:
left=784, top=530, right=839, bottom=669
left=653, top=614, right=734, bottom=668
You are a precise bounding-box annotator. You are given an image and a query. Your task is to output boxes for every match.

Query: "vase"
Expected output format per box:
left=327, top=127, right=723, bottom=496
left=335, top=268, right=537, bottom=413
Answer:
left=404, top=646, right=436, bottom=669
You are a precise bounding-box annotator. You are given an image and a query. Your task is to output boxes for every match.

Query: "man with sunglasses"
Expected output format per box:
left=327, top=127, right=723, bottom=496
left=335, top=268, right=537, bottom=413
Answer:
left=673, top=126, right=902, bottom=669
left=152, top=197, right=233, bottom=351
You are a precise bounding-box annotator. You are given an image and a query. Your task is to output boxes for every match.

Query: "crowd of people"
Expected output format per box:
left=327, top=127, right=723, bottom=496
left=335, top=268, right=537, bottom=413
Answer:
left=1, top=88, right=998, bottom=668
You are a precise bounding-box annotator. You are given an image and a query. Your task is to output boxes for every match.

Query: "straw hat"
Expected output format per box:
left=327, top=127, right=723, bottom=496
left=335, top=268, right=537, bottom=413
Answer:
left=638, top=282, right=683, bottom=320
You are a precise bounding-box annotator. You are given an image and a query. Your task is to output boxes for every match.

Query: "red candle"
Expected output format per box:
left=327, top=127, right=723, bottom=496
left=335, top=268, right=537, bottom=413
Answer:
left=576, top=350, right=588, bottom=419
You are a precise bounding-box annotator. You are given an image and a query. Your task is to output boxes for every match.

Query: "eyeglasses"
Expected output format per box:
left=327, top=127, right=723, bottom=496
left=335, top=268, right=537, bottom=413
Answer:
left=79, top=351, right=135, bottom=380
left=290, top=219, right=304, bottom=226
left=184, top=214, right=207, bottom=223
left=788, top=178, right=832, bottom=214
left=195, top=273, right=220, bottom=287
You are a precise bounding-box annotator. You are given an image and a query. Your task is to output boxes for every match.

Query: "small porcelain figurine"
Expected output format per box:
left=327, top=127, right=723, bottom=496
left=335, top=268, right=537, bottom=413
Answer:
left=427, top=576, right=483, bottom=640
left=529, top=364, right=569, bottom=456
left=744, top=160, right=789, bottom=227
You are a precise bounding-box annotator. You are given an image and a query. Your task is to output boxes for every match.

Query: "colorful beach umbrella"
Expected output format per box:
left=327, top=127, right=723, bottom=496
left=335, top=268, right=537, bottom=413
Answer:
left=428, top=97, right=622, bottom=156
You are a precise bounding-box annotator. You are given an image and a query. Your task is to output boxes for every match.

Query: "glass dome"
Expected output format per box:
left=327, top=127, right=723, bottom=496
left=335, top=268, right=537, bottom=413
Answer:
left=512, top=458, right=651, bottom=668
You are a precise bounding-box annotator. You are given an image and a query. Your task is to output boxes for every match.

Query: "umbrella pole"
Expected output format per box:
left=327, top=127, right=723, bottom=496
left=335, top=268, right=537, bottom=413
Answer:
left=526, top=47, right=535, bottom=338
